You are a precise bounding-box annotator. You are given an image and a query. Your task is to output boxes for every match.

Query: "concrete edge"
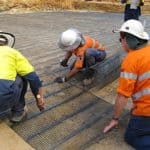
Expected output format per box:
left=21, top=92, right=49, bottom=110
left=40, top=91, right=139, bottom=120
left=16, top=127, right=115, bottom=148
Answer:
left=0, top=122, right=35, bottom=150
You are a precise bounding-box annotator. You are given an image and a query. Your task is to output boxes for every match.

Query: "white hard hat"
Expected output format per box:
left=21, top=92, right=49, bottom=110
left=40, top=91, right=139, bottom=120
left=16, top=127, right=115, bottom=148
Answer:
left=0, top=31, right=15, bottom=47
left=58, top=28, right=83, bottom=51
left=119, top=19, right=149, bottom=40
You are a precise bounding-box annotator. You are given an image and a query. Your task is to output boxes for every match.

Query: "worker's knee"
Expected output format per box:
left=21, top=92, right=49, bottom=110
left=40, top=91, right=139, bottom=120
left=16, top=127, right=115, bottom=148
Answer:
left=85, top=48, right=106, bottom=64
left=124, top=116, right=150, bottom=150
left=85, top=53, right=96, bottom=68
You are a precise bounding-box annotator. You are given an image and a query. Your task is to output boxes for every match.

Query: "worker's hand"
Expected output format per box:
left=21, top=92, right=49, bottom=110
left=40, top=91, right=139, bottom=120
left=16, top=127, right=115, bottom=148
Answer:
left=103, top=119, right=119, bottom=133
left=121, top=0, right=127, bottom=4
left=100, top=44, right=106, bottom=51
left=55, top=76, right=67, bottom=83
left=36, top=98, right=45, bottom=111
left=60, top=59, right=68, bottom=67
left=140, top=1, right=144, bottom=6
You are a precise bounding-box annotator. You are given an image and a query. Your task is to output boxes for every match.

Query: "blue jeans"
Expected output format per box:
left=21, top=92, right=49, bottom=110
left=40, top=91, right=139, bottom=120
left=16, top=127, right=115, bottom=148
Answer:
left=84, top=48, right=106, bottom=68
left=124, top=4, right=141, bottom=21
left=0, top=76, right=27, bottom=116
left=124, top=116, right=150, bottom=150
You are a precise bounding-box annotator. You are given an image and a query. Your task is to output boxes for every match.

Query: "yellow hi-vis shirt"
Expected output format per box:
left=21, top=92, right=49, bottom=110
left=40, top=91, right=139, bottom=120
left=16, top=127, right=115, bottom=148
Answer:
left=0, top=46, right=34, bottom=81
left=126, top=0, right=144, bottom=6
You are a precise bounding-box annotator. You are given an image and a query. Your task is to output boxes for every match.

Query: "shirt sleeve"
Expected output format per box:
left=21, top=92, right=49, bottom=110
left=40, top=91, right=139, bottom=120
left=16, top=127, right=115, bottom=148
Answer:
left=15, top=51, right=34, bottom=76
left=95, top=40, right=100, bottom=49
left=117, top=55, right=138, bottom=97
left=74, top=57, right=84, bottom=69
left=23, top=72, right=42, bottom=96
left=74, top=52, right=85, bottom=69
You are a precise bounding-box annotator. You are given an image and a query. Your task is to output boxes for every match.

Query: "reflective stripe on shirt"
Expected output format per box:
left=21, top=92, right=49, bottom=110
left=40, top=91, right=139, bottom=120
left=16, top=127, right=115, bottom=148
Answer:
left=120, top=72, right=137, bottom=80
left=121, top=71, right=150, bottom=82
left=138, top=71, right=150, bottom=81
left=132, top=89, right=150, bottom=100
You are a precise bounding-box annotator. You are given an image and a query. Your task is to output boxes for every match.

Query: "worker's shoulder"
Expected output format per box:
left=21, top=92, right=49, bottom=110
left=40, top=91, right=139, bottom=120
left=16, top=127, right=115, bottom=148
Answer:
left=0, top=46, right=18, bottom=53
left=124, top=44, right=150, bottom=62
left=84, top=35, right=93, bottom=40
left=132, top=44, right=150, bottom=57
left=84, top=35, right=98, bottom=44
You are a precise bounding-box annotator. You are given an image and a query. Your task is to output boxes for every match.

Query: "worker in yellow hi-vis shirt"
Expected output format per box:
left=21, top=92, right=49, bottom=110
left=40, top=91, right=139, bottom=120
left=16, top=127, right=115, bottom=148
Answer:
left=121, top=0, right=144, bottom=21
left=0, top=33, right=45, bottom=123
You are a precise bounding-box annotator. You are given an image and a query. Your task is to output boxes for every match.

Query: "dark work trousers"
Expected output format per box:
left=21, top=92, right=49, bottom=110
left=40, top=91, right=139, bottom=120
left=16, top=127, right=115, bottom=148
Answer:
left=0, top=76, right=27, bottom=116
left=124, top=4, right=141, bottom=21
left=11, top=76, right=28, bottom=115
left=83, top=48, right=106, bottom=79
left=124, top=116, right=150, bottom=150
left=84, top=48, right=106, bottom=68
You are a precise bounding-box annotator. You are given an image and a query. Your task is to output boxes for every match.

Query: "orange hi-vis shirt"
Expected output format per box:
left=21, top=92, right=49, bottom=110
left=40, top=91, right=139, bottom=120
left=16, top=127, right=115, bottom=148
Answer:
left=117, top=44, right=150, bottom=116
left=73, top=35, right=104, bottom=69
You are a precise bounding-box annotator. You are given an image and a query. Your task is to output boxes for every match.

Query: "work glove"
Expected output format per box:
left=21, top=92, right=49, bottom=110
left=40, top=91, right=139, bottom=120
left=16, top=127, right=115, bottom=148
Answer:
left=60, top=59, right=68, bottom=67
left=55, top=76, right=67, bottom=83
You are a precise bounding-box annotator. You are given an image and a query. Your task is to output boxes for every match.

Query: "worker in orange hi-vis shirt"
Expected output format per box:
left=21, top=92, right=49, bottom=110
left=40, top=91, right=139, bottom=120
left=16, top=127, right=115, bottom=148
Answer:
left=103, top=19, right=150, bottom=150
left=55, top=28, right=106, bottom=83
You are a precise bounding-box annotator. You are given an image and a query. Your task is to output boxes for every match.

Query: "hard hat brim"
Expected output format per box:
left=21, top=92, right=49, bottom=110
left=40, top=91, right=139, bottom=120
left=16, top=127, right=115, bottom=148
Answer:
left=119, top=29, right=149, bottom=40
left=0, top=32, right=15, bottom=47
left=112, top=29, right=149, bottom=40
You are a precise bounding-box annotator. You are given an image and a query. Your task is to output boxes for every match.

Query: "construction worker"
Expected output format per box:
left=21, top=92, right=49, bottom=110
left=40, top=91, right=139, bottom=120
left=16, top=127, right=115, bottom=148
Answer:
left=121, top=0, right=144, bottom=21
left=103, top=20, right=150, bottom=150
left=55, top=28, right=106, bottom=83
left=0, top=33, right=45, bottom=123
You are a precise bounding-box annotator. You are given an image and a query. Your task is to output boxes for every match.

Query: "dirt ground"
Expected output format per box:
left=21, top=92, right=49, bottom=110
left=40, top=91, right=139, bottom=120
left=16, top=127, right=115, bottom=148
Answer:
left=1, top=11, right=147, bottom=150
left=0, top=0, right=149, bottom=14
left=0, top=2, right=149, bottom=149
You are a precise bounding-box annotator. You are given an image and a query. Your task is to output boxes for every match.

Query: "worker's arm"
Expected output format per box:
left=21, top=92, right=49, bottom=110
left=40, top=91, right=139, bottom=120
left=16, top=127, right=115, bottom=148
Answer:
left=139, top=0, right=144, bottom=6
left=64, top=51, right=72, bottom=60
left=15, top=51, right=45, bottom=111
left=103, top=93, right=128, bottom=133
left=60, top=51, right=72, bottom=67
left=66, top=67, right=80, bottom=80
left=23, top=72, right=45, bottom=111
left=35, top=87, right=45, bottom=111
left=65, top=54, right=84, bottom=80
left=55, top=67, right=80, bottom=83
left=121, top=0, right=127, bottom=4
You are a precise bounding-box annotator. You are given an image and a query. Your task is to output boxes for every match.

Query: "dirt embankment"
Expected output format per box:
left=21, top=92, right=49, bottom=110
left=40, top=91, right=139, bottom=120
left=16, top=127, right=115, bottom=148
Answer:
left=0, top=0, right=78, bottom=12
left=0, top=0, right=149, bottom=13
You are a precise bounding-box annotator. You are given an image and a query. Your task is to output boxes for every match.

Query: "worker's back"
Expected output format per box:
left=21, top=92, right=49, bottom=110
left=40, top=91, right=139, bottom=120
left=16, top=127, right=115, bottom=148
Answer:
left=0, top=46, right=34, bottom=81
left=119, top=44, right=150, bottom=116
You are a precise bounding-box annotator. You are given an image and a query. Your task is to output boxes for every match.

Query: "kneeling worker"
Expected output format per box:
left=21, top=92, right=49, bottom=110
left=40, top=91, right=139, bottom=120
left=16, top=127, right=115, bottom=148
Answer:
left=0, top=33, right=45, bottom=123
left=55, top=28, right=106, bottom=83
left=103, top=20, right=150, bottom=150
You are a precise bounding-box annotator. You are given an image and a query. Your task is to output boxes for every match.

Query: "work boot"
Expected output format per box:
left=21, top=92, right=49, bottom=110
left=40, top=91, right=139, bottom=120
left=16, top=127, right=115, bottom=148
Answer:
left=10, top=108, right=27, bottom=123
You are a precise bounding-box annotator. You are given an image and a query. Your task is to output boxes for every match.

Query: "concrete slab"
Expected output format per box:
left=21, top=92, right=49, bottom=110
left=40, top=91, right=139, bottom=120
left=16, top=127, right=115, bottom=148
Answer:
left=85, top=128, right=134, bottom=150
left=90, top=79, right=133, bottom=110
left=0, top=122, right=34, bottom=150
left=89, top=80, right=134, bottom=150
